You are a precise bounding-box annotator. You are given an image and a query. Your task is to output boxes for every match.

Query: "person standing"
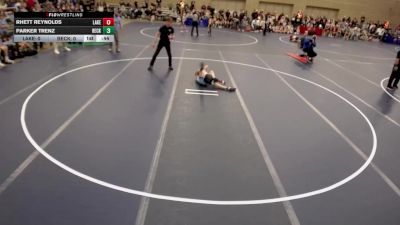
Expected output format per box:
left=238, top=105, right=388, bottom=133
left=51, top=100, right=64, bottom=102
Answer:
left=262, top=16, right=267, bottom=36
left=148, top=18, right=175, bottom=71
left=109, top=10, right=122, bottom=53
left=387, top=50, right=400, bottom=90
left=191, top=11, right=199, bottom=37
left=178, top=0, right=185, bottom=24
left=208, top=16, right=214, bottom=36
left=190, top=1, right=195, bottom=10
left=52, top=6, right=71, bottom=54
left=238, top=11, right=245, bottom=32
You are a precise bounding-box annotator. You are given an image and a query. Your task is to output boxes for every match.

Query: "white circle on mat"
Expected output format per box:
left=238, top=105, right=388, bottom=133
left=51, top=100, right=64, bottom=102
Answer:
left=140, top=27, right=258, bottom=46
left=21, top=57, right=377, bottom=205
left=380, top=77, right=400, bottom=103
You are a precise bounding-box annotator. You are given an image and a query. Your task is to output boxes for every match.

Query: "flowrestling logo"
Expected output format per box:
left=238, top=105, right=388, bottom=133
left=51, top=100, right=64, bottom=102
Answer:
left=47, top=13, right=83, bottom=18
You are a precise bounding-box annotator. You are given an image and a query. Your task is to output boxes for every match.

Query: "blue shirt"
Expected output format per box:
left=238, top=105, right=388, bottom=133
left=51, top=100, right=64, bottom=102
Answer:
left=302, top=37, right=315, bottom=50
left=0, top=18, right=8, bottom=34
left=196, top=76, right=206, bottom=86
left=114, top=16, right=122, bottom=31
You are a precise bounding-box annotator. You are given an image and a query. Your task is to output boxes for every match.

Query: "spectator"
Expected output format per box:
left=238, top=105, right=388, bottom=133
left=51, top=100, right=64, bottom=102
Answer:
left=26, top=0, right=35, bottom=11
left=376, top=26, right=386, bottom=40
left=0, top=36, right=15, bottom=67
left=191, top=11, right=199, bottom=36
left=387, top=50, right=400, bottom=90
left=0, top=10, right=9, bottom=35
left=109, top=10, right=122, bottom=53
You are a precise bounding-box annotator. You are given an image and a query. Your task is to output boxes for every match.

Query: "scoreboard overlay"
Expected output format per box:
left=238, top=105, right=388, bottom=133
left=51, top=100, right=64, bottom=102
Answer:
left=13, top=12, right=115, bottom=43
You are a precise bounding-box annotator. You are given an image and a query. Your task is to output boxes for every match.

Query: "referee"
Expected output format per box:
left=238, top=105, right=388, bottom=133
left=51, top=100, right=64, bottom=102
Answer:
left=148, top=18, right=175, bottom=71
left=387, top=50, right=400, bottom=90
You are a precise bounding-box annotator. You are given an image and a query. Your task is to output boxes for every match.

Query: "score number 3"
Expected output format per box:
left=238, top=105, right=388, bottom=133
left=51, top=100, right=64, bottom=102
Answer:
left=102, top=26, right=115, bottom=34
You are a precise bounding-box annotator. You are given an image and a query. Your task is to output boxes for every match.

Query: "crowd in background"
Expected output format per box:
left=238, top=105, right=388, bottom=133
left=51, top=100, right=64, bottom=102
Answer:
left=208, top=9, right=400, bottom=42
left=121, top=1, right=400, bottom=42
left=1, top=0, right=400, bottom=68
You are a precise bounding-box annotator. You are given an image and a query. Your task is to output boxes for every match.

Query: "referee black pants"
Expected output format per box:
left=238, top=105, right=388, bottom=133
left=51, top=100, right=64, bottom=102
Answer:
left=387, top=70, right=400, bottom=88
left=191, top=21, right=199, bottom=36
left=150, top=42, right=172, bottom=67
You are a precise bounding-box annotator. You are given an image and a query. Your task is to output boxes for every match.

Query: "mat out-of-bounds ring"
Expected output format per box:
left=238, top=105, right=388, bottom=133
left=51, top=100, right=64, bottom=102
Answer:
left=21, top=57, right=377, bottom=205
left=381, top=77, right=400, bottom=103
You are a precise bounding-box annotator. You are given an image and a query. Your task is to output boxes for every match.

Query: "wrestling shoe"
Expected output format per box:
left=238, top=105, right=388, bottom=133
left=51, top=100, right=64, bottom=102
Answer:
left=4, top=57, right=14, bottom=64
left=227, top=87, right=236, bottom=92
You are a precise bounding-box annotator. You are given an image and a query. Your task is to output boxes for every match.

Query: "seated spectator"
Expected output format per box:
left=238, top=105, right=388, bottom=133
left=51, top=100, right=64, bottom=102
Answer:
left=289, top=34, right=299, bottom=42
left=359, top=28, right=368, bottom=41
left=376, top=26, right=386, bottom=40
left=0, top=11, right=9, bottom=35
left=17, top=42, right=38, bottom=57
left=2, top=32, right=36, bottom=60
left=97, top=3, right=104, bottom=12
left=251, top=16, right=261, bottom=31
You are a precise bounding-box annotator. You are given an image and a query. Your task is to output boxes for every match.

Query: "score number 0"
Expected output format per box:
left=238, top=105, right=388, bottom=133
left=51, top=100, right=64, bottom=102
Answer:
left=103, top=18, right=115, bottom=26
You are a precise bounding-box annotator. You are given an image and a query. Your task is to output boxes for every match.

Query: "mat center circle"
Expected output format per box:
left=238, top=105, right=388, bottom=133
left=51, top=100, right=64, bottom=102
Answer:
left=20, top=57, right=377, bottom=205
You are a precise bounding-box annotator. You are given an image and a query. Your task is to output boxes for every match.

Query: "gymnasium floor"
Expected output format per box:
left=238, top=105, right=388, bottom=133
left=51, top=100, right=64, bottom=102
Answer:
left=0, top=22, right=400, bottom=225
